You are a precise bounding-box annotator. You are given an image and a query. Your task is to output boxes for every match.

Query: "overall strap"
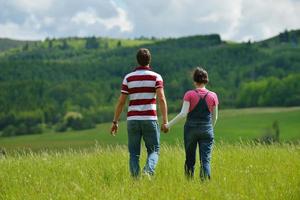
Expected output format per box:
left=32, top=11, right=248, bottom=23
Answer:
left=203, top=91, right=209, bottom=99
left=194, top=89, right=201, bottom=97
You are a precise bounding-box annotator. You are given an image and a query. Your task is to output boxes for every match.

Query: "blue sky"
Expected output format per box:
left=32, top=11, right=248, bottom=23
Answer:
left=0, top=0, right=299, bottom=41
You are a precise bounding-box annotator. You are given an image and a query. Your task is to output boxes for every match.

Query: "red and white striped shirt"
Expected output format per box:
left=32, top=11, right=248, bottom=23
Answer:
left=121, top=66, right=163, bottom=120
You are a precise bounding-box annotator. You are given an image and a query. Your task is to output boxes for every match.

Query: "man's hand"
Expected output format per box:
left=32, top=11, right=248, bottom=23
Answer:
left=161, top=124, right=169, bottom=133
left=110, top=122, right=118, bottom=136
left=110, top=94, right=127, bottom=136
left=156, top=88, right=168, bottom=130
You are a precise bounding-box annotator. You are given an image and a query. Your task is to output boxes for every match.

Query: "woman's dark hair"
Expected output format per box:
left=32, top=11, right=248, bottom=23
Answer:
left=136, top=48, right=151, bottom=66
left=193, top=67, right=209, bottom=84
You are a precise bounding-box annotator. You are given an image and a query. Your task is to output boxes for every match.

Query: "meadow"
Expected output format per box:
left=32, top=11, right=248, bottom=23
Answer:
left=0, top=107, right=299, bottom=151
left=0, top=107, right=299, bottom=199
left=0, top=144, right=299, bottom=199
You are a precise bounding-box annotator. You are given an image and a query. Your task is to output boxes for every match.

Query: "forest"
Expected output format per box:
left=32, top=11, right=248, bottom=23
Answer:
left=0, top=30, right=299, bottom=136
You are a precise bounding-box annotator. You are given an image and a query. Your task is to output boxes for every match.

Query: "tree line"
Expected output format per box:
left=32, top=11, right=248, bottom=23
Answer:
left=0, top=30, right=299, bottom=136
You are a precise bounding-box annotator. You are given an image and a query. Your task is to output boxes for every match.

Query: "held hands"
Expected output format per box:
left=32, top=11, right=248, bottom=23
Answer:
left=111, top=121, right=169, bottom=135
left=161, top=123, right=169, bottom=133
left=110, top=121, right=118, bottom=136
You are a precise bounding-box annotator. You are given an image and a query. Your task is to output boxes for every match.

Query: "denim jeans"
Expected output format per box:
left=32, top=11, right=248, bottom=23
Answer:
left=184, top=122, right=214, bottom=180
left=127, top=120, right=160, bottom=177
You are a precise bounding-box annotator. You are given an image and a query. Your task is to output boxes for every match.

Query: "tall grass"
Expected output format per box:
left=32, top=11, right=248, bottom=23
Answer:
left=0, top=144, right=299, bottom=199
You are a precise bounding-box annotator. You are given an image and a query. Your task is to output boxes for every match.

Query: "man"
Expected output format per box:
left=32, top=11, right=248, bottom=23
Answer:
left=110, top=48, right=168, bottom=177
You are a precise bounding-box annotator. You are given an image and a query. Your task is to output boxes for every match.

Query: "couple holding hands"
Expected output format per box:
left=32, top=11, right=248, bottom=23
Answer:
left=111, top=48, right=218, bottom=180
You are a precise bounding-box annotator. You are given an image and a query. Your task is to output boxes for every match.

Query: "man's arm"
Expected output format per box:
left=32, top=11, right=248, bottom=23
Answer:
left=111, top=94, right=127, bottom=135
left=156, top=88, right=168, bottom=131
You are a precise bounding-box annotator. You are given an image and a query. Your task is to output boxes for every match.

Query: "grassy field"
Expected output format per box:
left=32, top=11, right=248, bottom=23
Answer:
left=0, top=107, right=299, bottom=152
left=0, top=107, right=299, bottom=199
left=0, top=144, right=299, bottom=199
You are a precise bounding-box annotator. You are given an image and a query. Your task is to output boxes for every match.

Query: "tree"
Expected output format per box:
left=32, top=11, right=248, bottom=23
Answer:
left=85, top=37, right=99, bottom=49
left=104, top=42, right=109, bottom=49
left=60, top=40, right=69, bottom=50
left=117, top=40, right=122, bottom=48
left=48, top=40, right=53, bottom=49
left=2, top=125, right=17, bottom=137
left=279, top=30, right=289, bottom=43
left=22, top=43, right=29, bottom=51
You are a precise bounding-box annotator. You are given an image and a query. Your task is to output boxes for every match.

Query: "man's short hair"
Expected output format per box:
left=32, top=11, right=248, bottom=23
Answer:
left=193, top=67, right=209, bottom=84
left=136, top=48, right=151, bottom=66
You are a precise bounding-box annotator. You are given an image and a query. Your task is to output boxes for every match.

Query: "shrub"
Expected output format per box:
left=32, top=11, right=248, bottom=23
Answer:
left=55, top=122, right=68, bottom=132
left=69, top=117, right=96, bottom=130
left=2, top=125, right=17, bottom=137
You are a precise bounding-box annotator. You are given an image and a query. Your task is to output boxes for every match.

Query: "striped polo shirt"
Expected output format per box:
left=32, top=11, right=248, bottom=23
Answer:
left=121, top=66, right=164, bottom=120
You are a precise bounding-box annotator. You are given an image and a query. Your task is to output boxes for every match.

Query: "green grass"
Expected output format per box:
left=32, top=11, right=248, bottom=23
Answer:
left=0, top=107, right=299, bottom=199
left=0, top=37, right=158, bottom=59
left=0, top=107, right=299, bottom=152
left=0, top=144, right=299, bottom=199
left=38, top=37, right=157, bottom=50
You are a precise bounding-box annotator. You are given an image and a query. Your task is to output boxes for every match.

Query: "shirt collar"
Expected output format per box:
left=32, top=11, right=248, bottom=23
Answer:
left=196, top=87, right=207, bottom=91
left=135, top=66, right=152, bottom=71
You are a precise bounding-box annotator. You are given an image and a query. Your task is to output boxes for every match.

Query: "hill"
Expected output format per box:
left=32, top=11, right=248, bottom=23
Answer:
left=0, top=30, right=299, bottom=136
left=0, top=38, right=36, bottom=52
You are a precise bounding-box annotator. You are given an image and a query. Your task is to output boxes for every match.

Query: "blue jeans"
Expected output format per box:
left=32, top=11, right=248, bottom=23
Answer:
left=184, top=122, right=214, bottom=180
left=127, top=120, right=160, bottom=177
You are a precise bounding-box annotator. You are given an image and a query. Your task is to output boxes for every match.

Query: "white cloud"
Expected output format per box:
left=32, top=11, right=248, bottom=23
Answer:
left=0, top=0, right=299, bottom=41
left=235, top=0, right=300, bottom=41
left=197, top=14, right=220, bottom=23
left=122, top=0, right=300, bottom=41
left=103, top=2, right=133, bottom=32
left=71, top=8, right=99, bottom=25
left=12, top=0, right=55, bottom=12
left=0, top=22, right=44, bottom=40
left=71, top=3, right=133, bottom=32
left=43, top=17, right=55, bottom=26
left=0, top=0, right=133, bottom=39
left=122, top=0, right=244, bottom=38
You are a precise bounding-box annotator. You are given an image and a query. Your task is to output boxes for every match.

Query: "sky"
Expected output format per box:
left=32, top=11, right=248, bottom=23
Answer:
left=0, top=0, right=299, bottom=41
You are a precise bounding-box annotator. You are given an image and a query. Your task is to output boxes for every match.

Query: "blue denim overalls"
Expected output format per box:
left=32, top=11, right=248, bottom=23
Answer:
left=184, top=90, right=214, bottom=180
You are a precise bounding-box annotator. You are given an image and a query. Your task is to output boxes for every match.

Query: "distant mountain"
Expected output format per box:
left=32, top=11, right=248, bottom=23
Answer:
left=0, top=38, right=36, bottom=52
left=0, top=30, right=299, bottom=136
left=257, top=29, right=300, bottom=47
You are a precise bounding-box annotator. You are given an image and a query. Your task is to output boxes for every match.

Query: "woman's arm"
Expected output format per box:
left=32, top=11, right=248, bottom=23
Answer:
left=166, top=101, right=190, bottom=129
left=212, top=105, right=218, bottom=127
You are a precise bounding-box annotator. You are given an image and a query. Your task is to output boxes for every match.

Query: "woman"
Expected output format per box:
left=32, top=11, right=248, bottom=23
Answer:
left=164, top=67, right=218, bottom=180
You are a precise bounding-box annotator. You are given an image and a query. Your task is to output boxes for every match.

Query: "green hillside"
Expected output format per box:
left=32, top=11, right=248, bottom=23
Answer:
left=0, top=38, right=36, bottom=52
left=0, top=107, right=299, bottom=151
left=0, top=30, right=299, bottom=136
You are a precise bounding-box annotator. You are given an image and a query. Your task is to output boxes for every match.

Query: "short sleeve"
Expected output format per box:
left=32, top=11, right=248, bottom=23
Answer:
left=213, top=92, right=219, bottom=106
left=183, top=91, right=192, bottom=102
left=121, top=76, right=129, bottom=94
left=155, top=74, right=164, bottom=89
